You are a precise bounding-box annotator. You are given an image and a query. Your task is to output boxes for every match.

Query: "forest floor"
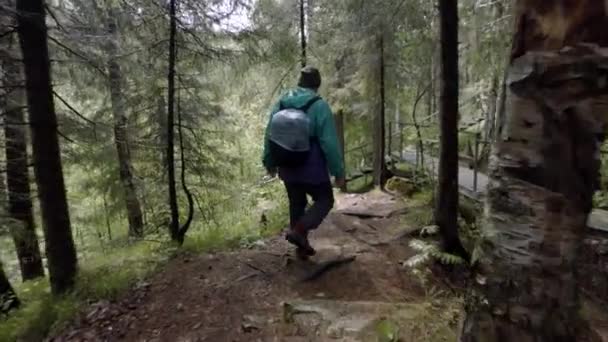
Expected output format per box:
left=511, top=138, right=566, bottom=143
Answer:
left=48, top=189, right=608, bottom=342
left=50, top=190, right=465, bottom=342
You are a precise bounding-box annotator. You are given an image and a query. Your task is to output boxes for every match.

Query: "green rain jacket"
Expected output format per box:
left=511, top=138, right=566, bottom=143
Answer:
left=262, top=87, right=345, bottom=181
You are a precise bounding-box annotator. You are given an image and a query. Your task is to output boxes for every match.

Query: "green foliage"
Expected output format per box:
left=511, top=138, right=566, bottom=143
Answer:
left=405, top=239, right=465, bottom=269
left=375, top=318, right=400, bottom=342
left=0, top=280, right=80, bottom=342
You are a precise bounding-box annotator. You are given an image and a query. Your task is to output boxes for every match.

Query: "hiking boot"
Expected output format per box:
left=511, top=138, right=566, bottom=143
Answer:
left=286, top=225, right=316, bottom=256
left=295, top=247, right=311, bottom=261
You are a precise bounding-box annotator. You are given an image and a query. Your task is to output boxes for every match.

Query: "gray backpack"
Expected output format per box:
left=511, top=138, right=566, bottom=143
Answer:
left=268, top=96, right=320, bottom=167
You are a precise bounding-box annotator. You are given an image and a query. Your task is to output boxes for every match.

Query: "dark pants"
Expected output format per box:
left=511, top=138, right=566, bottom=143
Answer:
left=284, top=182, right=334, bottom=233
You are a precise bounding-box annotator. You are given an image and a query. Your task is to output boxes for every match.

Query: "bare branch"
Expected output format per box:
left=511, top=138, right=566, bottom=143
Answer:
left=52, top=90, right=97, bottom=127
left=0, top=27, right=16, bottom=40
left=44, top=4, right=65, bottom=31
left=47, top=36, right=107, bottom=76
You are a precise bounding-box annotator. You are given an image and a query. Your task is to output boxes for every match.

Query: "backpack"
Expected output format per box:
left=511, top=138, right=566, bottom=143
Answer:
left=268, top=96, right=320, bottom=167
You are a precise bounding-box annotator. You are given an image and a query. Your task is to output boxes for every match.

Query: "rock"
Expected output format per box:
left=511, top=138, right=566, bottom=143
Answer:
left=386, top=177, right=417, bottom=198
left=242, top=315, right=265, bottom=333
left=252, top=240, right=266, bottom=248
left=283, top=300, right=426, bottom=341
left=420, top=225, right=439, bottom=237
left=176, top=303, right=185, bottom=311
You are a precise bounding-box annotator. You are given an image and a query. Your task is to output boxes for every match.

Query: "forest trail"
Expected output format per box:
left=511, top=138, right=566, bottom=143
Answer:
left=51, top=191, right=462, bottom=342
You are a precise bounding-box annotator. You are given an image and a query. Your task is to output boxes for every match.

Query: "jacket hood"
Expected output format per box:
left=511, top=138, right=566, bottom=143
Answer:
left=279, top=87, right=318, bottom=109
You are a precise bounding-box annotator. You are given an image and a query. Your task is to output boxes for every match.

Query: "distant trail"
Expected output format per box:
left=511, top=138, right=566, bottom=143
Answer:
left=400, top=148, right=608, bottom=233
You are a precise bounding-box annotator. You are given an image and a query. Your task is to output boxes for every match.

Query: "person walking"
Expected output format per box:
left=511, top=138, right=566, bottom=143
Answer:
left=262, top=66, right=345, bottom=258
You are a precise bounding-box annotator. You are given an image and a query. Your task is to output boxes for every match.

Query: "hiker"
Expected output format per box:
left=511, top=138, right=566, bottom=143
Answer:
left=262, top=66, right=345, bottom=258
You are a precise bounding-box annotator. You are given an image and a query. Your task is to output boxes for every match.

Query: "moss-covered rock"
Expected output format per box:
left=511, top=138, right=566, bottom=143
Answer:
left=386, top=177, right=418, bottom=198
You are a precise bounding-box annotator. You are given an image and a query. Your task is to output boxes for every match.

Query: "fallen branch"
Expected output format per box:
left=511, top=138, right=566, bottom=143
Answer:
left=299, top=256, right=356, bottom=282
left=234, top=272, right=260, bottom=283
left=241, top=260, right=271, bottom=277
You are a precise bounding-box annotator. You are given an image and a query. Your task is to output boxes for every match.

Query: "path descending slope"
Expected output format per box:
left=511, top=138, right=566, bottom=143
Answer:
left=50, top=192, right=461, bottom=342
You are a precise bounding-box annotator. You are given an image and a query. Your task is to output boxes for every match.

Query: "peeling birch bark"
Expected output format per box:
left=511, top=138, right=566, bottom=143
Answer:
left=461, top=46, right=608, bottom=341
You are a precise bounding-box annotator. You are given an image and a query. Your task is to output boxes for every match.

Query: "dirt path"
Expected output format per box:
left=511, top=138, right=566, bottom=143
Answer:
left=50, top=192, right=459, bottom=342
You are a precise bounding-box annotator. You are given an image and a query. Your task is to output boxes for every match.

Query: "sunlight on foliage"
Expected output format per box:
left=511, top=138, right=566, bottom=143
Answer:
left=405, top=239, right=465, bottom=269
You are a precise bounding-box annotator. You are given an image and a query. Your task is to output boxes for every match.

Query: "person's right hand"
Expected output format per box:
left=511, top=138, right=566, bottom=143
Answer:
left=334, top=177, right=346, bottom=189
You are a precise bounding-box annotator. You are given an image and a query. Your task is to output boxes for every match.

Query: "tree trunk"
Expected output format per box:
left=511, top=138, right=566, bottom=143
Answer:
left=495, top=71, right=507, bottom=139
left=335, top=110, right=346, bottom=192
left=106, top=5, right=144, bottom=238
left=483, top=74, right=498, bottom=142
left=1, top=31, right=45, bottom=281
left=299, top=0, right=307, bottom=68
left=0, top=261, right=19, bottom=314
left=460, top=1, right=608, bottom=340
left=436, top=0, right=468, bottom=259
left=167, top=0, right=180, bottom=242
left=17, top=0, right=78, bottom=294
left=372, top=34, right=388, bottom=189
left=157, top=94, right=168, bottom=173
left=176, top=89, right=193, bottom=244
left=412, top=84, right=429, bottom=174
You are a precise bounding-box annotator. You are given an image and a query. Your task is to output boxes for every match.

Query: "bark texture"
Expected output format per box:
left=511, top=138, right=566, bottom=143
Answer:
left=106, top=5, right=144, bottom=238
left=167, top=0, right=180, bottom=241
left=436, top=0, right=468, bottom=258
left=1, top=35, right=45, bottom=281
left=460, top=1, right=608, bottom=340
left=17, top=0, right=78, bottom=294
left=372, top=34, right=388, bottom=189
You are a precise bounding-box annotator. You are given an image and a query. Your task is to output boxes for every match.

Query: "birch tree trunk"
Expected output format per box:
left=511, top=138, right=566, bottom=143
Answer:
left=460, top=1, right=608, bottom=340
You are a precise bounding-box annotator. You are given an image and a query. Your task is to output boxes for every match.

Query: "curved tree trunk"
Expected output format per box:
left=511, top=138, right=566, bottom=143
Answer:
left=460, top=1, right=608, bottom=340
left=1, top=37, right=45, bottom=281
left=17, top=0, right=78, bottom=294
left=436, top=0, right=468, bottom=259
left=167, top=0, right=180, bottom=242
left=176, top=89, right=193, bottom=245
left=106, top=4, right=144, bottom=238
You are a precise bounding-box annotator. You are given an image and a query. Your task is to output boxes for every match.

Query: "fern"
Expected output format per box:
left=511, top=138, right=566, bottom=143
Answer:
left=404, top=239, right=465, bottom=269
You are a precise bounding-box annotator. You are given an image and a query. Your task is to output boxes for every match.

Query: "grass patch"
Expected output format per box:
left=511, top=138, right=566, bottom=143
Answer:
left=182, top=180, right=289, bottom=253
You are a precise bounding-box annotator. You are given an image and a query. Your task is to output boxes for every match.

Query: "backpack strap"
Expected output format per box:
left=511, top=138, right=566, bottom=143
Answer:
left=278, top=97, right=321, bottom=112
left=299, top=96, right=321, bottom=112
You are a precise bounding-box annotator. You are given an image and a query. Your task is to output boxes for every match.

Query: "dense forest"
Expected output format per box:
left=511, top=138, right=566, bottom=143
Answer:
left=1, top=0, right=608, bottom=341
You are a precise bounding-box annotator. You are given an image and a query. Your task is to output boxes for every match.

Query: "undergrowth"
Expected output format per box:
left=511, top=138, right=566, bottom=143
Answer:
left=0, top=241, right=171, bottom=341
left=0, top=181, right=289, bottom=341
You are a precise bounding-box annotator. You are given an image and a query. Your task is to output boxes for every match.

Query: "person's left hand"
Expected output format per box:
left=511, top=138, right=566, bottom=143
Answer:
left=266, top=167, right=277, bottom=178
